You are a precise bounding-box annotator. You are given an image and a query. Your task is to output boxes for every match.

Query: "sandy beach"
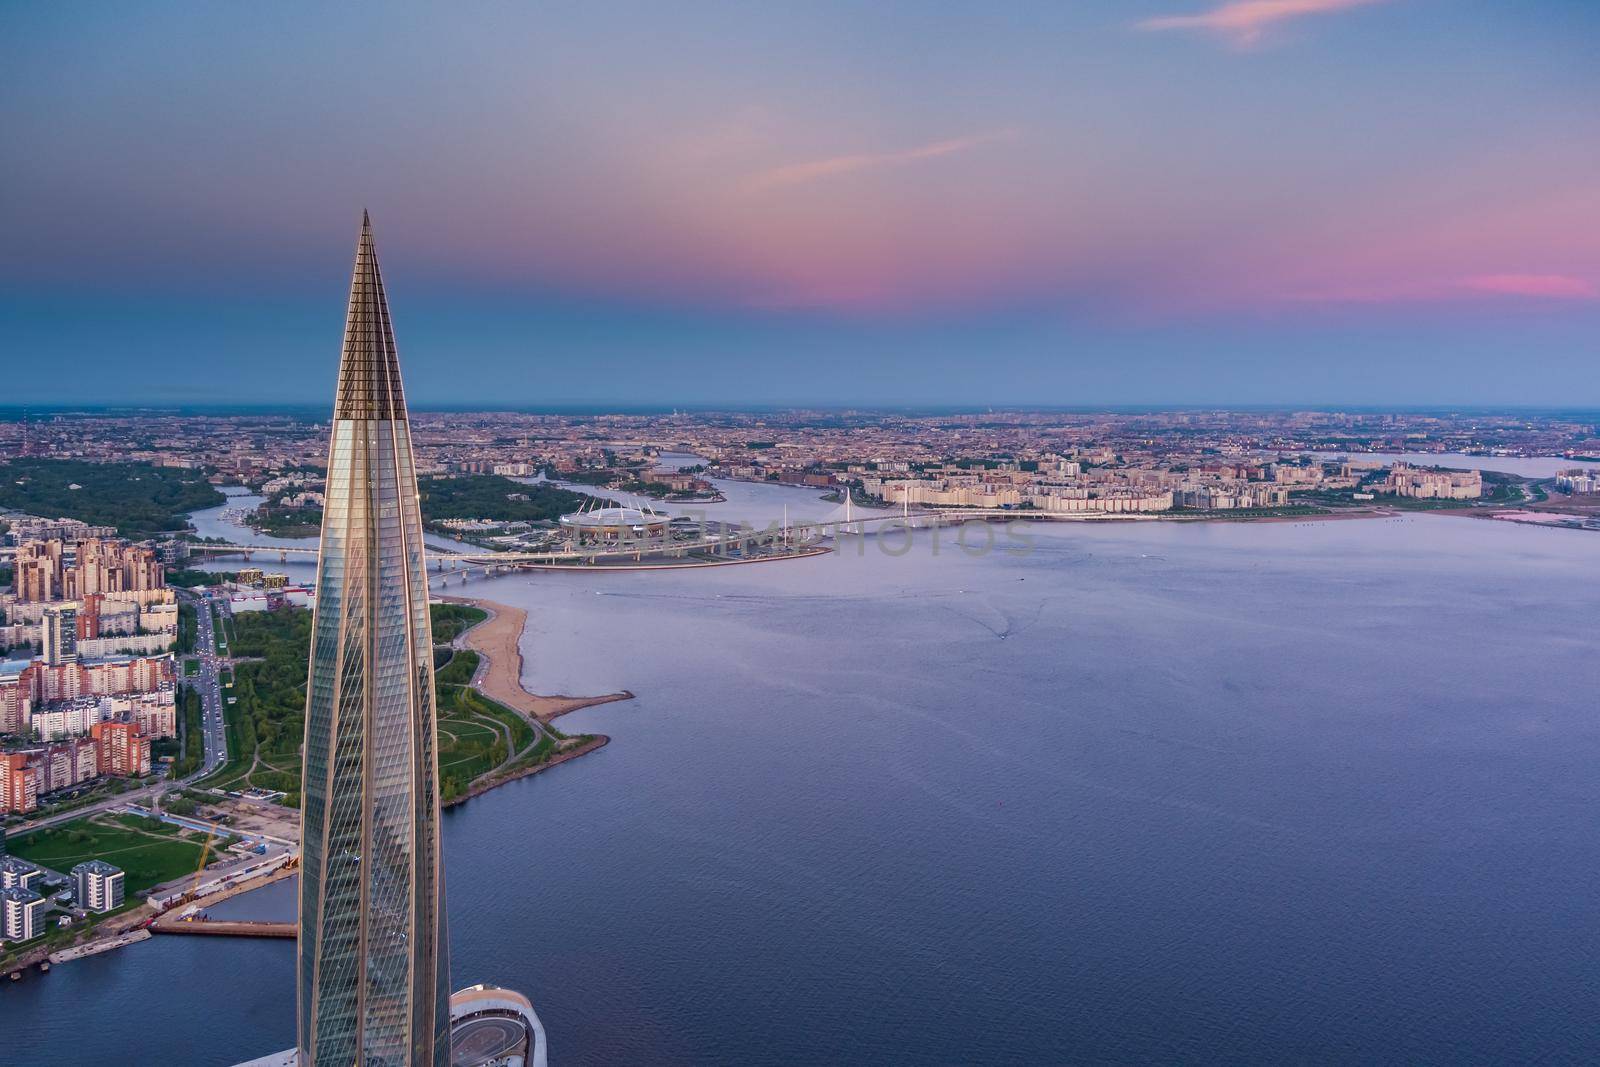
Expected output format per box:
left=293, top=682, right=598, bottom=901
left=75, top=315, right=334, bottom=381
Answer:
left=439, top=595, right=633, bottom=722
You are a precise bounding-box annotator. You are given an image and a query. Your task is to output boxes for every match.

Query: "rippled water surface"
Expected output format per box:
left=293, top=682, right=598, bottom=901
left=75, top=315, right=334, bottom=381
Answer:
left=8, top=491, right=1599, bottom=1065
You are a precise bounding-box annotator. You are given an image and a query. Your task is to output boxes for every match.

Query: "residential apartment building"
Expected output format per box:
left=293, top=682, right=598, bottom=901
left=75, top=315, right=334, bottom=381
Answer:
left=41, top=606, right=77, bottom=665
left=0, top=856, right=44, bottom=891
left=90, top=721, right=151, bottom=778
left=1556, top=469, right=1598, bottom=494
left=0, top=755, right=37, bottom=815
left=71, top=860, right=125, bottom=913
left=9, top=537, right=165, bottom=605
left=1379, top=464, right=1483, bottom=500
left=0, top=653, right=177, bottom=733
left=1, top=885, right=48, bottom=942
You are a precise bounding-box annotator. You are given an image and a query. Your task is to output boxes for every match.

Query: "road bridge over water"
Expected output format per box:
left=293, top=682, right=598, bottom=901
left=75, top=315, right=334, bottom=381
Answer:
left=185, top=502, right=1013, bottom=577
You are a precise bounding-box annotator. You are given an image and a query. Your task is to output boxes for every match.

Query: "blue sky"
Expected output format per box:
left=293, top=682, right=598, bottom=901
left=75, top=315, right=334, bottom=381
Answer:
left=3, top=1, right=1597, bottom=407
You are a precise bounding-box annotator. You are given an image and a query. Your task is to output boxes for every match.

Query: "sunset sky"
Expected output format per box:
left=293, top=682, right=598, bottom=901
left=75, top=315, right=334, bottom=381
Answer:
left=3, top=1, right=1597, bottom=407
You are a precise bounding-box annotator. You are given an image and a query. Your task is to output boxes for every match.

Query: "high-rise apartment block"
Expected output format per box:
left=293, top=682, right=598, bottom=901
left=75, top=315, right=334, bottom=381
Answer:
left=14, top=539, right=65, bottom=603
left=72, top=859, right=126, bottom=913
left=0, top=756, right=38, bottom=816
left=10, top=537, right=164, bottom=605
left=0, top=856, right=43, bottom=892
left=41, top=605, right=78, bottom=665
left=1, top=885, right=47, bottom=942
left=91, top=721, right=150, bottom=777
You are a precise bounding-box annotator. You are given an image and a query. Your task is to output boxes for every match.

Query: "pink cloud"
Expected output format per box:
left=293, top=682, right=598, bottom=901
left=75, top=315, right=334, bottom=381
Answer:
left=1137, top=0, right=1389, bottom=47
left=1272, top=274, right=1599, bottom=307
left=745, top=129, right=1018, bottom=192
left=1460, top=274, right=1599, bottom=300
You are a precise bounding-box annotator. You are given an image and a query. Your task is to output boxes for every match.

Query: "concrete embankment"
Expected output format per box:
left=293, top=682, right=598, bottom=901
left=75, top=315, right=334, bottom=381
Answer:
left=50, top=929, right=152, bottom=962
left=446, top=734, right=610, bottom=809
left=153, top=917, right=294, bottom=938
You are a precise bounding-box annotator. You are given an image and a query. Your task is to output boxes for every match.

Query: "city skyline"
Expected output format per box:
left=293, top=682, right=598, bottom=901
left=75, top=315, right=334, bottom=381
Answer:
left=4, top=5, right=1598, bottom=1063
left=4, top=1, right=1599, bottom=407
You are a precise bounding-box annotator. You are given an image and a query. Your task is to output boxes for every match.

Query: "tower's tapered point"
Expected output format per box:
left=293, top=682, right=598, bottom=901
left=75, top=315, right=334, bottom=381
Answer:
left=333, top=212, right=405, bottom=420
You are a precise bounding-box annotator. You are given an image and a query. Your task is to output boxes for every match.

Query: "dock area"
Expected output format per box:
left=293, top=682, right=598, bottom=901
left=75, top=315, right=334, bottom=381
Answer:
left=50, top=929, right=152, bottom=963
left=152, top=916, right=294, bottom=938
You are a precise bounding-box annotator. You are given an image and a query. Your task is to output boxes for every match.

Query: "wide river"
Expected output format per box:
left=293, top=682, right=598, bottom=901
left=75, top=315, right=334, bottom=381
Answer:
left=8, top=479, right=1600, bottom=1065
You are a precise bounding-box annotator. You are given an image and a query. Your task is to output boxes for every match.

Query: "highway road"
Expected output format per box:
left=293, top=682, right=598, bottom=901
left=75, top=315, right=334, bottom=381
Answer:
left=190, top=591, right=230, bottom=777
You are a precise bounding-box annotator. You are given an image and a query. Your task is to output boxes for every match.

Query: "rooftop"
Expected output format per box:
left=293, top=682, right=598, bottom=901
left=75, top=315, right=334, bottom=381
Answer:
left=71, top=860, right=123, bottom=875
left=558, top=506, right=669, bottom=529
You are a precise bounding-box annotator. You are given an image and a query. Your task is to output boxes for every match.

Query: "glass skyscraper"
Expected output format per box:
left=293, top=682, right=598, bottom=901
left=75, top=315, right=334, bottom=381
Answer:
left=298, top=212, right=451, bottom=1066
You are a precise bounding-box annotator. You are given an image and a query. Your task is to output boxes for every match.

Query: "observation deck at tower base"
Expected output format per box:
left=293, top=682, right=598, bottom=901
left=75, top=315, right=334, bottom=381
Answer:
left=233, top=984, right=546, bottom=1067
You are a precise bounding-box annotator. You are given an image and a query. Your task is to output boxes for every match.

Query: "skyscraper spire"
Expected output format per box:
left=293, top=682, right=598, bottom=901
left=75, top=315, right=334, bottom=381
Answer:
left=332, top=212, right=407, bottom=421
left=298, top=212, right=451, bottom=1066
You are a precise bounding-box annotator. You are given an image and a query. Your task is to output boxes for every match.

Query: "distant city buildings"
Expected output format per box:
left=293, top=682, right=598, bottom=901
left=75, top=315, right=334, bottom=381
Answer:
left=6, top=516, right=118, bottom=544
left=862, top=457, right=1291, bottom=515
left=1556, top=469, right=1599, bottom=494
left=0, top=400, right=1595, bottom=497
left=1377, top=464, right=1483, bottom=500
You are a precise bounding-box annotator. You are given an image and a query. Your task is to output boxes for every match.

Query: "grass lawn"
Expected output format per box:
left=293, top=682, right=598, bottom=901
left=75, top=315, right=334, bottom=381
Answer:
left=435, top=687, right=512, bottom=794
left=10, top=814, right=230, bottom=895
left=430, top=603, right=488, bottom=645
left=197, top=608, right=551, bottom=805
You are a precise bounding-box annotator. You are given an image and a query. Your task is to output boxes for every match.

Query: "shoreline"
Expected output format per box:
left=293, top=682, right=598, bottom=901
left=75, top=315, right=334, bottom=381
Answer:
left=445, top=735, right=610, bottom=809
left=434, top=594, right=628, bottom=809
left=2, top=901, right=157, bottom=980
left=445, top=546, right=831, bottom=574
left=438, top=596, right=633, bottom=721
left=150, top=862, right=299, bottom=936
